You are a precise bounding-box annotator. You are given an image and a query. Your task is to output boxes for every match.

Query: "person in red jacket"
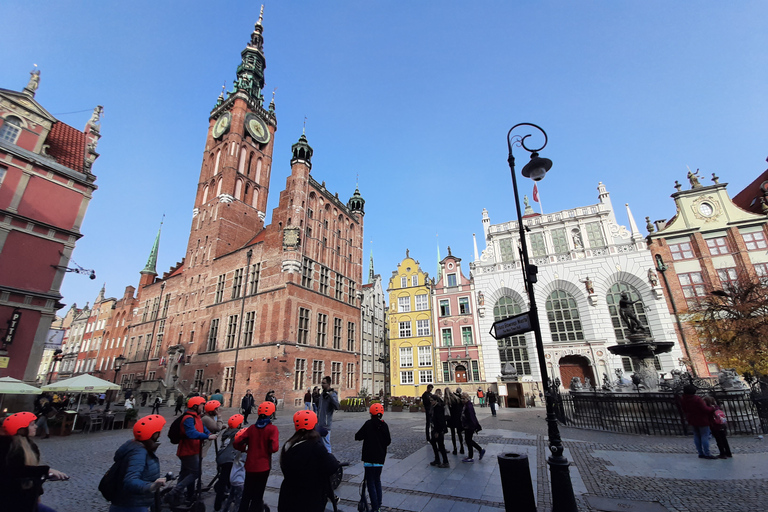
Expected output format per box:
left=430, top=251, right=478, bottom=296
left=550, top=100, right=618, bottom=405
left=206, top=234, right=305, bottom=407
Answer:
left=233, top=401, right=280, bottom=512
left=680, top=384, right=716, bottom=459
left=168, top=396, right=218, bottom=504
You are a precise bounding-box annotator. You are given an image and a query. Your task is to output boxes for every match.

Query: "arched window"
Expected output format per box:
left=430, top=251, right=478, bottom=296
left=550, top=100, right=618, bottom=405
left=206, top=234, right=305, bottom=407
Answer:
left=255, top=158, right=263, bottom=182
left=216, top=178, right=223, bottom=196
left=234, top=179, right=243, bottom=200
left=545, top=290, right=584, bottom=342
left=493, top=297, right=531, bottom=375
left=238, top=147, right=247, bottom=174
left=0, top=116, right=22, bottom=144
left=247, top=153, right=254, bottom=178
left=202, top=185, right=209, bottom=204
left=213, top=149, right=221, bottom=175
left=252, top=188, right=259, bottom=208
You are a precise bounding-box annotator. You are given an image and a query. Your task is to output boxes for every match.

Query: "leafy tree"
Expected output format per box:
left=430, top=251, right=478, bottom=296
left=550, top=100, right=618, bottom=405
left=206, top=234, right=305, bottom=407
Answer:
left=691, top=274, right=768, bottom=376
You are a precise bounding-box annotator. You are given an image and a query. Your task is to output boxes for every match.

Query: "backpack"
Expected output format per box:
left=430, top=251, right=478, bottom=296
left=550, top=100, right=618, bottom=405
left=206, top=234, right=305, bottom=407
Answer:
left=98, top=452, right=129, bottom=502
left=713, top=409, right=727, bottom=426
left=168, top=413, right=193, bottom=444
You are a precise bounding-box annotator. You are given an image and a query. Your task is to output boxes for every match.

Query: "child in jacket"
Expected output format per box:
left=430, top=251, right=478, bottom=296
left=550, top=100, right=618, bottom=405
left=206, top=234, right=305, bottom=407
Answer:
left=233, top=402, right=280, bottom=512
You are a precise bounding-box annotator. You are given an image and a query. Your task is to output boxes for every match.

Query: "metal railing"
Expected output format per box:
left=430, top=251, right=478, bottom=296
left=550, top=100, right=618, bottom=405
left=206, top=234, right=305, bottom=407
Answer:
left=555, top=390, right=767, bottom=436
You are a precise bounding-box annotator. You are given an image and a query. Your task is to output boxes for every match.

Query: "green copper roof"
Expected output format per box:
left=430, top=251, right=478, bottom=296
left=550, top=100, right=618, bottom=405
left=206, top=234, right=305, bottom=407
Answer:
left=140, top=222, right=162, bottom=275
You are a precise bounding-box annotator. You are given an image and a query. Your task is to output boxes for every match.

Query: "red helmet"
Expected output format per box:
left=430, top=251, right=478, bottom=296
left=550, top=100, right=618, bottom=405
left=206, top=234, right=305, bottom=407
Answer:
left=2, top=412, right=37, bottom=435
left=187, top=396, right=206, bottom=409
left=204, top=400, right=221, bottom=413
left=228, top=414, right=244, bottom=429
left=257, top=401, right=275, bottom=417
left=293, top=410, right=317, bottom=431
left=369, top=403, right=384, bottom=416
left=133, top=414, right=167, bottom=441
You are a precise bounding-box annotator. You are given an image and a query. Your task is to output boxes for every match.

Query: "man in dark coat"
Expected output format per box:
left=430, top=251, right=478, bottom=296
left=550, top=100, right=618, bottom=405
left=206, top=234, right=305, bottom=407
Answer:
left=421, top=384, right=434, bottom=443
left=241, top=389, right=255, bottom=425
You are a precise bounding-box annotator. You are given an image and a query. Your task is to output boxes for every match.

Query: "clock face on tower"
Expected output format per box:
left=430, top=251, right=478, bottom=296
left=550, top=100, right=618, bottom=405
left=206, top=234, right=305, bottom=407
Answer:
left=245, top=113, right=270, bottom=144
left=212, top=112, right=231, bottom=139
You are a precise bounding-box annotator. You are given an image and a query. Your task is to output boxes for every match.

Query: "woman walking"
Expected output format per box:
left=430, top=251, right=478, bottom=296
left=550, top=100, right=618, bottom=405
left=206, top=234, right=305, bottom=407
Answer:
left=460, top=392, right=485, bottom=463
left=278, top=411, right=340, bottom=512
left=444, top=387, right=464, bottom=455
left=355, top=403, right=392, bottom=512
left=429, top=390, right=449, bottom=468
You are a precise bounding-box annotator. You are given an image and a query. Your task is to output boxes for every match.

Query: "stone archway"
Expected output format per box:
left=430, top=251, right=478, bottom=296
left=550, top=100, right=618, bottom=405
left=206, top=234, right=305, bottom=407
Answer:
left=558, top=355, right=595, bottom=388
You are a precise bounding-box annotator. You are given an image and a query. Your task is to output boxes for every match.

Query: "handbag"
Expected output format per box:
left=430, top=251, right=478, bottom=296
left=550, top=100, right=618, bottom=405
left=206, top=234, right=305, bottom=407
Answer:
left=358, top=478, right=371, bottom=512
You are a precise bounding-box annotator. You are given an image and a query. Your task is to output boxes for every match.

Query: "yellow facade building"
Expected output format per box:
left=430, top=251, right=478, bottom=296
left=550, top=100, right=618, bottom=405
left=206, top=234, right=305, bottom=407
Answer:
left=387, top=253, right=436, bottom=397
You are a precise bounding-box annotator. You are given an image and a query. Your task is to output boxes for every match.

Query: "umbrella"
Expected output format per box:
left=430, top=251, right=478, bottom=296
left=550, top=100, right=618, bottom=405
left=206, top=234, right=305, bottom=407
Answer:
left=0, top=377, right=41, bottom=395
left=41, top=373, right=120, bottom=393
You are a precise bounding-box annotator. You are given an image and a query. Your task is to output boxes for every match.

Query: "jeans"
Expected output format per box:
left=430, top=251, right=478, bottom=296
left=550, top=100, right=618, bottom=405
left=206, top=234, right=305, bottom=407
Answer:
left=176, top=454, right=202, bottom=496
left=364, top=466, right=383, bottom=511
left=490, top=402, right=496, bottom=416
left=36, top=415, right=49, bottom=436
left=692, top=425, right=711, bottom=456
left=322, top=430, right=332, bottom=453
left=305, top=402, right=312, bottom=410
left=238, top=471, right=269, bottom=512
left=464, top=429, right=482, bottom=459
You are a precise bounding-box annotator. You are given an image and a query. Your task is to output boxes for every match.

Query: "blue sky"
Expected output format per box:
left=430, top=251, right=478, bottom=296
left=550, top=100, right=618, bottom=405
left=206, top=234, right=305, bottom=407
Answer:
left=3, top=1, right=766, bottom=309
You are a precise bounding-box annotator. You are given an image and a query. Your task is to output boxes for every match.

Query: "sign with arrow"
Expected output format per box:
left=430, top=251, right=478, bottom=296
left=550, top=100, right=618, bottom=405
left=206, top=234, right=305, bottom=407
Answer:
left=489, top=312, right=532, bottom=339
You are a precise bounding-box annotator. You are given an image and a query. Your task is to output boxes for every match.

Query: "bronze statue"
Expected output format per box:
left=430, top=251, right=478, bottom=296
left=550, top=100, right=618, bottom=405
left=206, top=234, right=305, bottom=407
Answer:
left=619, top=292, right=644, bottom=333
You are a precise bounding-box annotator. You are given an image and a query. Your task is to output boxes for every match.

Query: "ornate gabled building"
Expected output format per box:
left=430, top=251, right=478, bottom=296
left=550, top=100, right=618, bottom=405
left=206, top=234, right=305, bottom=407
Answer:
left=112, top=13, right=365, bottom=406
left=360, top=251, right=387, bottom=396
left=432, top=246, right=485, bottom=388
left=387, top=251, right=436, bottom=397
left=0, top=72, right=101, bottom=381
left=646, top=171, right=768, bottom=377
left=472, top=183, right=682, bottom=400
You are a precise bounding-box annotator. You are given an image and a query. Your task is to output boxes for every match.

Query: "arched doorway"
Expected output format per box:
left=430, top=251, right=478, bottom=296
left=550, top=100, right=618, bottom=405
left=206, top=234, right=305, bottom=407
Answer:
left=454, top=365, right=468, bottom=383
left=558, top=355, right=595, bottom=388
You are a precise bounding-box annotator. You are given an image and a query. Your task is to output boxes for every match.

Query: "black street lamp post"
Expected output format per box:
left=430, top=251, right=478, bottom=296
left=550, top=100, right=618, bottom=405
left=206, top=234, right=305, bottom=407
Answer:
left=113, top=354, right=127, bottom=384
left=506, top=123, right=577, bottom=512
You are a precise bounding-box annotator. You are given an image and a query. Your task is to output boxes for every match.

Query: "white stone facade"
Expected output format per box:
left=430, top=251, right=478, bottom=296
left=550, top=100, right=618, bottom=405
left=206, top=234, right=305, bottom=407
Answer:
left=471, top=183, right=684, bottom=391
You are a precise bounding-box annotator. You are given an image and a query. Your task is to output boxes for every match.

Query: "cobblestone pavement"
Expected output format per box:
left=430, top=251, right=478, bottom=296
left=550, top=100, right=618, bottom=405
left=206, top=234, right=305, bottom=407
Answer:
left=37, top=404, right=768, bottom=511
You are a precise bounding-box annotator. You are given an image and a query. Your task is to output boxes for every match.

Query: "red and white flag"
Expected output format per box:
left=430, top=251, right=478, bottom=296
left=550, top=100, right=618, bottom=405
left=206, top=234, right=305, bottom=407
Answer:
left=532, top=183, right=540, bottom=202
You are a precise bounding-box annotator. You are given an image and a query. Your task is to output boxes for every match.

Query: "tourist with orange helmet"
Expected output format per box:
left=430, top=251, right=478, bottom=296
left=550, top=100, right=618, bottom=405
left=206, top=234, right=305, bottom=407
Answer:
left=167, top=395, right=218, bottom=506
left=355, top=402, right=392, bottom=512
left=233, top=401, right=279, bottom=512
left=201, top=399, right=224, bottom=459
left=0, top=411, right=68, bottom=512
left=106, top=414, right=167, bottom=511
left=277, top=410, right=340, bottom=512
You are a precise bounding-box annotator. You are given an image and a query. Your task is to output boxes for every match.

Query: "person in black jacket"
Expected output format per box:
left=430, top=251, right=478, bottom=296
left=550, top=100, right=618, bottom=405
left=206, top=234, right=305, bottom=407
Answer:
left=241, top=389, right=255, bottom=425
left=420, top=384, right=433, bottom=443
left=278, top=410, right=340, bottom=512
left=429, top=389, right=449, bottom=468
left=444, top=387, right=464, bottom=455
left=355, top=403, right=391, bottom=512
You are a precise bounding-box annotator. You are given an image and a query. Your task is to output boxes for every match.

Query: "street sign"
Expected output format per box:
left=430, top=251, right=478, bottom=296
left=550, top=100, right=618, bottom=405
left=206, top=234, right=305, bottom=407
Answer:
left=489, top=312, right=532, bottom=339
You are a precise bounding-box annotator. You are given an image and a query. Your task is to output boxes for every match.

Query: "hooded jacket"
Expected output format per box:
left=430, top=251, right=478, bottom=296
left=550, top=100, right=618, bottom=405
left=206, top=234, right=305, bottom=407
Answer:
left=111, top=439, right=160, bottom=507
left=354, top=417, right=392, bottom=464
left=317, top=389, right=339, bottom=430
left=233, top=418, right=280, bottom=473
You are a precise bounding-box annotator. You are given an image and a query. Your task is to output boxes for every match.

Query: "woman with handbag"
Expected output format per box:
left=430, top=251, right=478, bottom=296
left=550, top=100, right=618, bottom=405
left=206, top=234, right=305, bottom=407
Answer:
left=460, top=392, right=485, bottom=463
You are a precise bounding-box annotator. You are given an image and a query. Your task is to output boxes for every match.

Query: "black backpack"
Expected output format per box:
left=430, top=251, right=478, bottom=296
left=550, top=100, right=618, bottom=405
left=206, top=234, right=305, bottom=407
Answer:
left=168, top=413, right=193, bottom=445
left=98, top=452, right=129, bottom=502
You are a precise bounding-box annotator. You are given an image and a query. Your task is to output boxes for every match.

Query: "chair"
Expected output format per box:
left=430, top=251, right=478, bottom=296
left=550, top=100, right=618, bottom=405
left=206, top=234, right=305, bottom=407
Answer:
left=111, top=411, right=127, bottom=430
left=87, top=412, right=103, bottom=433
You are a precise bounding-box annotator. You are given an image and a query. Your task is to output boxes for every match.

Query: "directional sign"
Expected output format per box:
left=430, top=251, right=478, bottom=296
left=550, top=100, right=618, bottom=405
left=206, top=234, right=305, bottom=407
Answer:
left=489, top=312, right=532, bottom=339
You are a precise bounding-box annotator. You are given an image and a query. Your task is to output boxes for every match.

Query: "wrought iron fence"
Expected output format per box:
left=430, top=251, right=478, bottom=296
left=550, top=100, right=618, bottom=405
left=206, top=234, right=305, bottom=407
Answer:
left=555, top=390, right=768, bottom=436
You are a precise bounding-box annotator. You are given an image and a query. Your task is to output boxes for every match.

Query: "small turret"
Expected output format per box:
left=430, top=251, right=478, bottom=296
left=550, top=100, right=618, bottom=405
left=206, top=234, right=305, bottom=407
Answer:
left=348, top=187, right=365, bottom=214
left=291, top=133, right=313, bottom=170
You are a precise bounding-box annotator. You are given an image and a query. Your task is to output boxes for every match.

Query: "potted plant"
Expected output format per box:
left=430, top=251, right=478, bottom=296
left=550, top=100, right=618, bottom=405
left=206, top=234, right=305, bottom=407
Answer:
left=390, top=399, right=404, bottom=412
left=125, top=408, right=139, bottom=428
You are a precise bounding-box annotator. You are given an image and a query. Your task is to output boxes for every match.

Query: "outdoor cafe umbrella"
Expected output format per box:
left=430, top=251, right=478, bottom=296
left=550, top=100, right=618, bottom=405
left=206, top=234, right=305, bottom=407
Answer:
left=0, top=376, right=41, bottom=411
left=41, top=374, right=121, bottom=431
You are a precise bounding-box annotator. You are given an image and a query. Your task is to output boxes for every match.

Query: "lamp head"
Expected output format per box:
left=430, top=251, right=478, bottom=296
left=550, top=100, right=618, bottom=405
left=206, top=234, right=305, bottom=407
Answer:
left=521, top=152, right=552, bottom=182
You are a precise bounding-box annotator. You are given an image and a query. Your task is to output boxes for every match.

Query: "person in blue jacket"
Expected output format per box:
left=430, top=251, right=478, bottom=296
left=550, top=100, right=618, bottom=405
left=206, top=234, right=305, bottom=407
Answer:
left=109, top=414, right=167, bottom=512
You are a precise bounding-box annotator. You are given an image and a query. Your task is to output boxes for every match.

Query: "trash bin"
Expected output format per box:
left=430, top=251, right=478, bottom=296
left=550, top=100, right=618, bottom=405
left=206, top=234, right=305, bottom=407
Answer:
left=59, top=411, right=76, bottom=436
left=498, top=452, right=535, bottom=512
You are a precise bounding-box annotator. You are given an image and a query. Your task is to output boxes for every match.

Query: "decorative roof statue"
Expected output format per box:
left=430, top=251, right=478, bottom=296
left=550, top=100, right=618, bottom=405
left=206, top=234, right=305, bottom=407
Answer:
left=88, top=106, right=104, bottom=128
left=645, top=216, right=655, bottom=233
left=687, top=167, right=702, bottom=189
left=24, top=68, right=40, bottom=96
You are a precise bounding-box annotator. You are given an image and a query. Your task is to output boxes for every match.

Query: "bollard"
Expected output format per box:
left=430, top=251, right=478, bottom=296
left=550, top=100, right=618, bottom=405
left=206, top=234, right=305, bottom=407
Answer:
left=498, top=452, right=536, bottom=512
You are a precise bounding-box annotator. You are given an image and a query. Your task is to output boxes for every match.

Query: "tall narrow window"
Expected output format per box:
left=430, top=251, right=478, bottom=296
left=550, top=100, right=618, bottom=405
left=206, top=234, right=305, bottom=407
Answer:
left=335, top=274, right=344, bottom=300
left=207, top=319, right=220, bottom=352
left=319, top=267, right=330, bottom=295
left=439, top=300, right=450, bottom=317
left=346, top=363, right=355, bottom=389
left=461, top=326, right=473, bottom=345
left=400, top=277, right=407, bottom=288
left=347, top=322, right=355, bottom=351
left=441, top=328, right=452, bottom=346
left=243, top=311, right=256, bottom=346
left=551, top=228, right=568, bottom=254
left=529, top=232, right=546, bottom=257
left=301, top=258, right=313, bottom=288
left=312, top=360, right=324, bottom=385
left=223, top=367, right=235, bottom=392
left=225, top=315, right=239, bottom=349
left=316, top=313, right=328, bottom=347
left=294, top=359, right=307, bottom=390
left=298, top=308, right=310, bottom=345
left=417, top=346, right=432, bottom=366
left=249, top=263, right=260, bottom=295
left=231, top=268, right=243, bottom=299
left=399, top=347, right=413, bottom=367
left=215, top=275, right=226, bottom=303
left=498, top=238, right=515, bottom=262
left=331, top=362, right=342, bottom=386
left=416, top=319, right=430, bottom=336
left=585, top=222, right=605, bottom=248
left=333, top=318, right=342, bottom=349
left=458, top=297, right=470, bottom=314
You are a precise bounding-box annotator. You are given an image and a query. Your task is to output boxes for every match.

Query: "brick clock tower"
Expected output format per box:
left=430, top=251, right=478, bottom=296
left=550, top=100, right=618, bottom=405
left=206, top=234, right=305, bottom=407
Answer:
left=104, top=10, right=366, bottom=407
left=188, top=9, right=275, bottom=266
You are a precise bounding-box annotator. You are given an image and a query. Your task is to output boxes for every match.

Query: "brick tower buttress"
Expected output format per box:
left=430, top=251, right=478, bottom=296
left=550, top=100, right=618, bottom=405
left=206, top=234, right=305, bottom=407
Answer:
left=186, top=9, right=277, bottom=265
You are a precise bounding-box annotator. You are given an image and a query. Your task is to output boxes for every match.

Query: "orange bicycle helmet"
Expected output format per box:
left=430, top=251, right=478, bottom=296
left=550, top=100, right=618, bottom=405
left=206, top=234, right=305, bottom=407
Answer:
left=187, top=396, right=206, bottom=408
left=2, top=411, right=37, bottom=435
left=228, top=414, right=244, bottom=429
left=204, top=400, right=221, bottom=413
left=293, top=410, right=317, bottom=431
left=133, top=414, right=167, bottom=441
left=369, top=403, right=384, bottom=416
left=257, top=401, right=276, bottom=417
